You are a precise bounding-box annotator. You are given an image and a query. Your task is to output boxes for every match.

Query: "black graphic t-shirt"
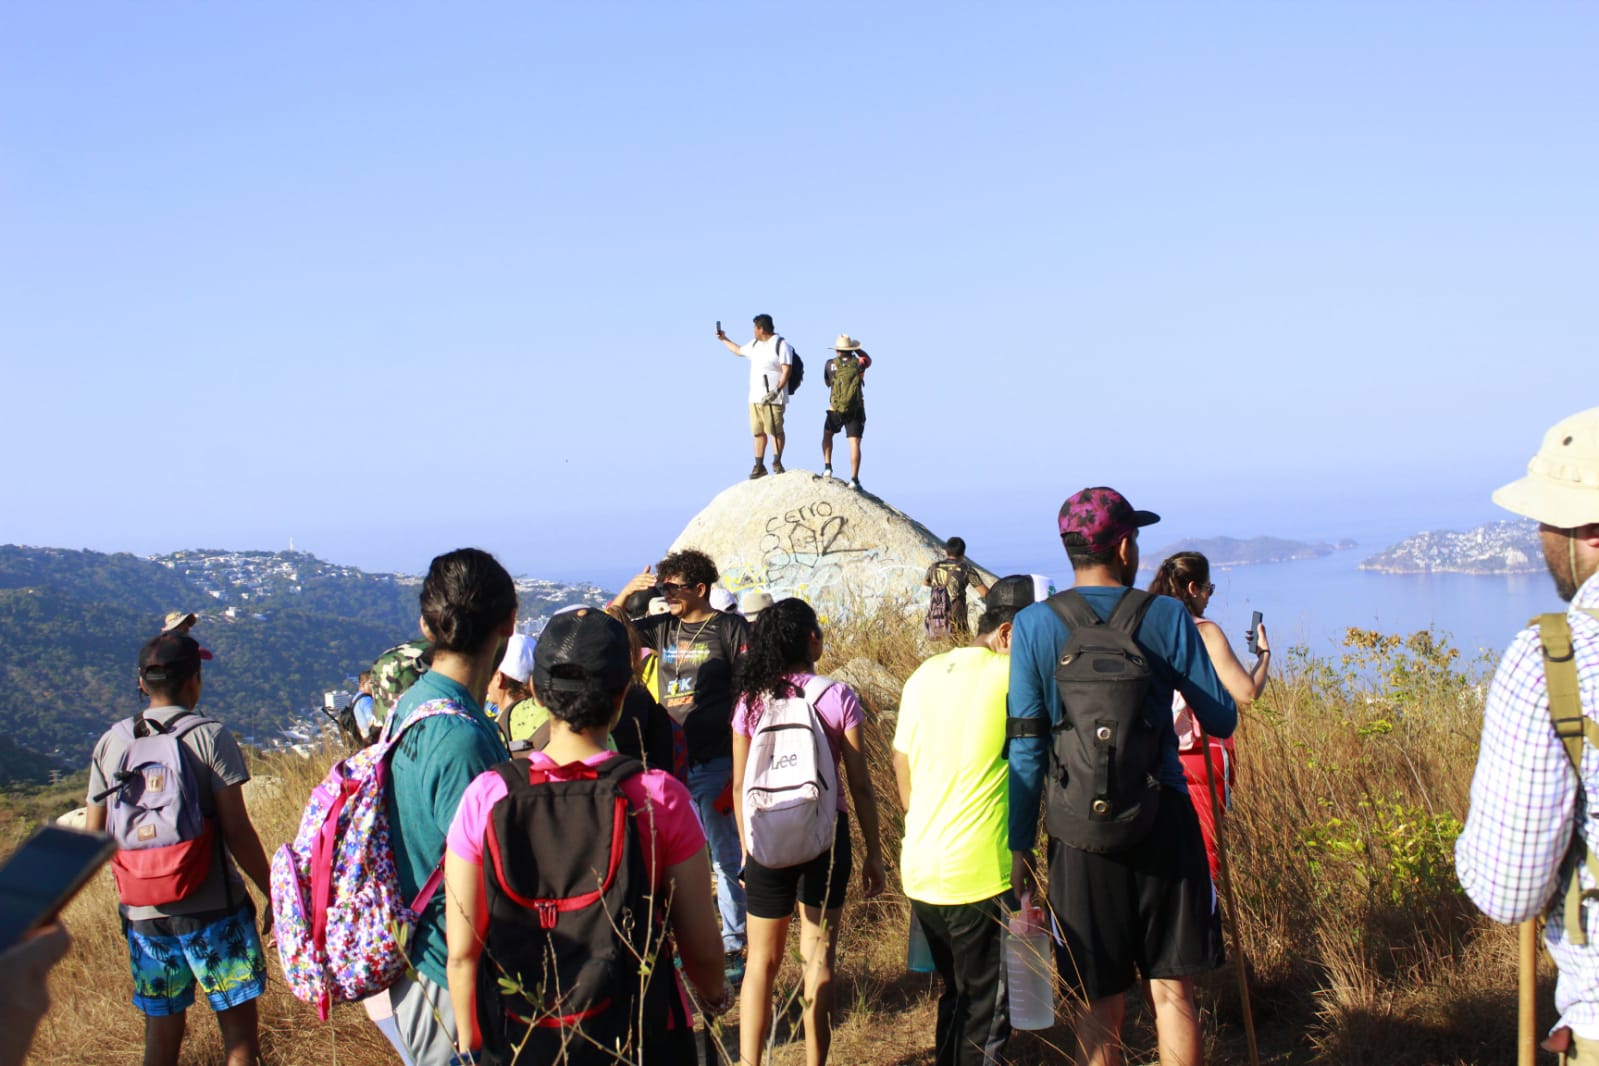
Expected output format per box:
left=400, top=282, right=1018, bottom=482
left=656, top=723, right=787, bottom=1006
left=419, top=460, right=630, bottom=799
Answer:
left=635, top=611, right=749, bottom=766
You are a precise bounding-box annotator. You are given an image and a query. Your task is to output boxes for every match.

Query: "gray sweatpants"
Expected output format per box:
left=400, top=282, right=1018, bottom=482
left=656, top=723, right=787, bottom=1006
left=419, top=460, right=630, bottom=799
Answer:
left=390, top=972, right=468, bottom=1066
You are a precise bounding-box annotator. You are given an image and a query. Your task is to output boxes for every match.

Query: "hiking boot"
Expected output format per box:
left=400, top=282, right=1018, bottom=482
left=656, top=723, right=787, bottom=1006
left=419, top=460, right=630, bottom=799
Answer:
left=850, top=477, right=863, bottom=492
left=749, top=462, right=767, bottom=480
left=822, top=465, right=833, bottom=480
left=772, top=458, right=785, bottom=475
left=724, top=950, right=746, bottom=985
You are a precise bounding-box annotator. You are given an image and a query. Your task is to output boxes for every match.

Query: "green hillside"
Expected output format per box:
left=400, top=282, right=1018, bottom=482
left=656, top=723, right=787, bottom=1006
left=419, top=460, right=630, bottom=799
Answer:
left=0, top=546, right=601, bottom=777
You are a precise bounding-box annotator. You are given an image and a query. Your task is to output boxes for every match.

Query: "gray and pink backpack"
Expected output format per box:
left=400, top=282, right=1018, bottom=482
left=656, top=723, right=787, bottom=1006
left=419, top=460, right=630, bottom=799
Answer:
left=98, top=711, right=218, bottom=908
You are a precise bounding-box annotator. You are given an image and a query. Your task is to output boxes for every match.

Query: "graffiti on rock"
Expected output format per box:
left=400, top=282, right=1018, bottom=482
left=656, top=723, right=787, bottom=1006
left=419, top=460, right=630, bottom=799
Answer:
left=759, top=500, right=869, bottom=591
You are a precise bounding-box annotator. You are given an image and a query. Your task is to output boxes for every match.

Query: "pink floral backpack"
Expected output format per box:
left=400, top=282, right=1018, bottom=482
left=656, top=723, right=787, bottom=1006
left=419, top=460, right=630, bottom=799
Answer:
left=270, top=698, right=465, bottom=1019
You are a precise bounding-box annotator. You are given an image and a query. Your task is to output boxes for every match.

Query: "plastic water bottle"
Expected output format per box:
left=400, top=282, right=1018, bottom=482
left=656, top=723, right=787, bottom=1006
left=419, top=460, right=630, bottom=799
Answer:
left=906, top=910, right=935, bottom=973
left=1006, top=904, right=1056, bottom=1030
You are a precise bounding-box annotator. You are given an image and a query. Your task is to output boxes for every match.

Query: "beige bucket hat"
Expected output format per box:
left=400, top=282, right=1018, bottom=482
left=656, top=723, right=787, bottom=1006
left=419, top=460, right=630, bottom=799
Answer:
left=829, top=334, right=862, bottom=351
left=1493, top=406, right=1599, bottom=528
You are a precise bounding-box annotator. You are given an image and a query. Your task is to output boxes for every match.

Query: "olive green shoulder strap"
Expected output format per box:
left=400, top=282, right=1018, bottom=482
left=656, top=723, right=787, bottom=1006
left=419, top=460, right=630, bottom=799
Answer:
left=1537, top=610, right=1599, bottom=944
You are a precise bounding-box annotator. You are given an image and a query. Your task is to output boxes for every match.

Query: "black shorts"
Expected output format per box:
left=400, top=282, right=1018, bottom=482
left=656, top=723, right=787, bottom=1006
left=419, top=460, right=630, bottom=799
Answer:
left=823, top=409, right=866, bottom=438
left=742, top=812, right=853, bottom=918
left=1047, top=791, right=1224, bottom=1000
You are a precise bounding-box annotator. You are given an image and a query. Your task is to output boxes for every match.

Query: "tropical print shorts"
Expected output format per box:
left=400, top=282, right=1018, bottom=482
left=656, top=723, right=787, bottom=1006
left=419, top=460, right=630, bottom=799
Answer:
left=124, top=905, right=266, bottom=1015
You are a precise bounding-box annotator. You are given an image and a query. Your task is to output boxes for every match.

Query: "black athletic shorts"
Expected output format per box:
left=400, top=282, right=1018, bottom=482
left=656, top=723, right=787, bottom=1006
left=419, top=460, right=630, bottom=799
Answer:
left=1047, top=791, right=1224, bottom=1000
left=823, top=408, right=866, bottom=438
left=741, top=812, right=853, bottom=918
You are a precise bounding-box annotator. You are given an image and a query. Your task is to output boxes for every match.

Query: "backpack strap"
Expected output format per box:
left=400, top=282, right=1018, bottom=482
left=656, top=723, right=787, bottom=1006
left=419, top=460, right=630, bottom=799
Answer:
left=1538, top=612, right=1599, bottom=946
left=1105, top=588, right=1157, bottom=636
left=1045, top=589, right=1101, bottom=631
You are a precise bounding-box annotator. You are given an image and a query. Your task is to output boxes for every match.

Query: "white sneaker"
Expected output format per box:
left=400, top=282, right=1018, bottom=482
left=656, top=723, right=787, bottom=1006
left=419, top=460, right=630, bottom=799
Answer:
left=823, top=466, right=833, bottom=480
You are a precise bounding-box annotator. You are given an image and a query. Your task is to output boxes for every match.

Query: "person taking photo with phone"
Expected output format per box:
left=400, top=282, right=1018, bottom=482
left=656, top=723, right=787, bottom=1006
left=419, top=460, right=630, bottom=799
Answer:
left=717, top=313, right=793, bottom=479
left=1148, top=551, right=1271, bottom=882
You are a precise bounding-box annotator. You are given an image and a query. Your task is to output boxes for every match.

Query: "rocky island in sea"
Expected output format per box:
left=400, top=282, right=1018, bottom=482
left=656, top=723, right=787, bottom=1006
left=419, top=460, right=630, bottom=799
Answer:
left=1139, top=535, right=1357, bottom=571
left=1359, top=519, right=1542, bottom=574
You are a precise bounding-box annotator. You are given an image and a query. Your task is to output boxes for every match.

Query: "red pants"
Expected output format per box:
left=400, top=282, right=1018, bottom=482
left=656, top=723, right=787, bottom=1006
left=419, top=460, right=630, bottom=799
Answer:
left=1179, top=738, right=1235, bottom=882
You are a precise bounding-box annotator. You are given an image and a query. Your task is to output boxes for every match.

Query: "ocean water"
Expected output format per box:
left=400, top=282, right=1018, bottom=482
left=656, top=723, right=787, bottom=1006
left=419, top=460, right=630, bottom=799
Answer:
left=577, top=538, right=1560, bottom=664
left=998, top=547, right=1557, bottom=663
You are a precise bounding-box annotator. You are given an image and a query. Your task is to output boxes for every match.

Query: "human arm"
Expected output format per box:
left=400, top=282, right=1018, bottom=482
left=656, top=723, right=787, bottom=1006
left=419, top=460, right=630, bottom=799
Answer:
left=0, top=923, right=71, bottom=1066
left=840, top=722, right=886, bottom=898
left=730, top=729, right=750, bottom=863
left=665, top=848, right=728, bottom=1007
left=892, top=751, right=911, bottom=813
left=445, top=850, right=486, bottom=1056
left=971, top=566, right=990, bottom=600
left=1161, top=607, right=1237, bottom=739
left=717, top=325, right=744, bottom=355
left=213, top=784, right=271, bottom=899
left=608, top=566, right=655, bottom=610
left=1007, top=607, right=1052, bottom=899
left=1197, top=619, right=1270, bottom=707
left=84, top=803, right=106, bottom=832
left=1456, top=630, right=1573, bottom=923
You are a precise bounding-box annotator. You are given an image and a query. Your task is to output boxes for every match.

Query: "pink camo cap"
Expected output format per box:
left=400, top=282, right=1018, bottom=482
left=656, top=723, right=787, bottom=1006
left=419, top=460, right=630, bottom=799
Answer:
left=1058, top=486, right=1160, bottom=552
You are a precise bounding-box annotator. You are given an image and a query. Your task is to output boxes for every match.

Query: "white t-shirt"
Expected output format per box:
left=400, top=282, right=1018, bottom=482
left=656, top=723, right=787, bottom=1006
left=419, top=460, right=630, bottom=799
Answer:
left=737, top=336, right=792, bottom=406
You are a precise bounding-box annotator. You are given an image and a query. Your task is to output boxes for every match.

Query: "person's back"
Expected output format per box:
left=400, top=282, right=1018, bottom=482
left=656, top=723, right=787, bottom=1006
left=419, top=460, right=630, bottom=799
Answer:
left=1007, top=488, right=1235, bottom=1066
left=84, top=632, right=273, bottom=1066
left=383, top=548, right=517, bottom=1066
left=895, top=577, right=1032, bottom=1066
left=443, top=607, right=728, bottom=1064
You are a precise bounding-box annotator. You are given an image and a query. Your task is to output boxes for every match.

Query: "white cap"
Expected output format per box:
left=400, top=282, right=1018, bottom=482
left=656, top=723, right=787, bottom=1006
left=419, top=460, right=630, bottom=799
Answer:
left=647, top=596, right=671, bottom=616
left=710, top=587, right=737, bottom=613
left=497, top=633, right=536, bottom=684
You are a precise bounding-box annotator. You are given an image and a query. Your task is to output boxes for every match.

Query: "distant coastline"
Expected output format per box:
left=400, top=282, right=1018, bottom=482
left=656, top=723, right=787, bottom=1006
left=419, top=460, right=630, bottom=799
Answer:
left=1140, top=535, right=1358, bottom=571
left=1359, top=519, right=1542, bottom=574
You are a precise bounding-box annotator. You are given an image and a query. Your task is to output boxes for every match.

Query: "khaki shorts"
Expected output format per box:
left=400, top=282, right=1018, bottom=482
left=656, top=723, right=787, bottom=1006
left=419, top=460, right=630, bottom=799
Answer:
left=750, top=402, right=786, bottom=437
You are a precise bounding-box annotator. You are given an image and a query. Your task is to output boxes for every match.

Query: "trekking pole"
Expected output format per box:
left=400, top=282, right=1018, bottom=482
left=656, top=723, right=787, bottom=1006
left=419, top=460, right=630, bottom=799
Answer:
left=1198, top=726, right=1260, bottom=1066
left=1519, top=918, right=1537, bottom=1066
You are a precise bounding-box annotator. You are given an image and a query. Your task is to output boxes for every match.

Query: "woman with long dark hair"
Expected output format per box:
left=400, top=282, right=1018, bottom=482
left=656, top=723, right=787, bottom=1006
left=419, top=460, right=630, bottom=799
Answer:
left=730, top=597, right=885, bottom=1066
left=385, top=547, right=517, bottom=1065
left=1148, top=551, right=1271, bottom=880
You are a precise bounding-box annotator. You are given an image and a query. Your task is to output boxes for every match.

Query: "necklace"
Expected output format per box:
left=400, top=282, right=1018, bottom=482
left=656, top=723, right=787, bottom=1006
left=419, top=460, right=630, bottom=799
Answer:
left=665, top=613, right=718, bottom=692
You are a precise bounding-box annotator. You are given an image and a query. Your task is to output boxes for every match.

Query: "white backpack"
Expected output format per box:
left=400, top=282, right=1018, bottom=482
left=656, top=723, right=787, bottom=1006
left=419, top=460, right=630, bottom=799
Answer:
left=742, top=676, right=839, bottom=868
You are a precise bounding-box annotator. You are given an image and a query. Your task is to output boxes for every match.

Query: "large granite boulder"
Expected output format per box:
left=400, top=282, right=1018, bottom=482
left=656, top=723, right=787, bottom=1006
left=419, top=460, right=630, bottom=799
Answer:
left=668, top=469, right=995, bottom=620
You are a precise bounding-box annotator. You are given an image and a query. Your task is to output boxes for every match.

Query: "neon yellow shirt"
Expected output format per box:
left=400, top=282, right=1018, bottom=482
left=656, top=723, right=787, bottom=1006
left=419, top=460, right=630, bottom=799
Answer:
left=894, top=646, right=1011, bottom=905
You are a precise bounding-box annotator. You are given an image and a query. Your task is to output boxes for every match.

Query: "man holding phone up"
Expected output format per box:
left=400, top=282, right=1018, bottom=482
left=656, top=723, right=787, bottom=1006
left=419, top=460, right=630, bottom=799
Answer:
left=85, top=633, right=274, bottom=1066
left=717, top=313, right=792, bottom=479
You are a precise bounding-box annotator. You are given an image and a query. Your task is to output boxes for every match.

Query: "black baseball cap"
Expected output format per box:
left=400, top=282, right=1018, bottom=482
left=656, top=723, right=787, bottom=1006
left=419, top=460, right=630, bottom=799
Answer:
left=986, top=575, right=1038, bottom=610
left=139, top=632, right=213, bottom=683
left=532, top=608, right=632, bottom=696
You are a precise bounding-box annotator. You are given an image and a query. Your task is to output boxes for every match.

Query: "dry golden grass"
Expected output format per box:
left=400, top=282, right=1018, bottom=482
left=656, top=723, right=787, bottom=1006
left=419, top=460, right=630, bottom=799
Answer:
left=10, top=607, right=1548, bottom=1064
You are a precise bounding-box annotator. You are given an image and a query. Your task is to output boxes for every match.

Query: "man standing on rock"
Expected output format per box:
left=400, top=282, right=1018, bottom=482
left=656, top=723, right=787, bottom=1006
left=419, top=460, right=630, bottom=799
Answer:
left=717, top=314, right=793, bottom=479
left=1457, top=407, right=1599, bottom=1059
left=1008, top=487, right=1235, bottom=1066
left=821, top=333, right=872, bottom=491
left=629, top=548, right=753, bottom=980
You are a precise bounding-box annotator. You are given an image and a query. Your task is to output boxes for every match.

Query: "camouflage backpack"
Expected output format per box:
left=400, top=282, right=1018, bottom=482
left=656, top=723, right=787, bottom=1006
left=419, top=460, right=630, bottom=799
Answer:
left=370, top=640, right=431, bottom=733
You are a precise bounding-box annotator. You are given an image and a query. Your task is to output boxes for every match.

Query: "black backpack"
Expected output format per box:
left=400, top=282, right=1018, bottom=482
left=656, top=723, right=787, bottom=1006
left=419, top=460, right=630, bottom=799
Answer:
left=1042, top=589, right=1163, bottom=853
left=776, top=336, right=804, bottom=395
left=475, top=755, right=686, bottom=1065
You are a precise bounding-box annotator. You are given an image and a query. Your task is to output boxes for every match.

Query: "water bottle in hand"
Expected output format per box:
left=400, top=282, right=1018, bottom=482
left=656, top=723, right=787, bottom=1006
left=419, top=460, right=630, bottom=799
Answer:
left=1006, top=904, right=1056, bottom=1030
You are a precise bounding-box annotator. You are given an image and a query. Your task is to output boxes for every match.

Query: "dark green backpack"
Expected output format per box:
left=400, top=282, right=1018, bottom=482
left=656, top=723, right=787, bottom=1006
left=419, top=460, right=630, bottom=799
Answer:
left=829, top=353, right=863, bottom=412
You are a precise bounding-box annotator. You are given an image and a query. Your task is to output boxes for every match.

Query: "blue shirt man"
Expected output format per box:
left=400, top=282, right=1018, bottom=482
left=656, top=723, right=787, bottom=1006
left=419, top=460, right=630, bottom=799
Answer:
left=1007, top=486, right=1235, bottom=1065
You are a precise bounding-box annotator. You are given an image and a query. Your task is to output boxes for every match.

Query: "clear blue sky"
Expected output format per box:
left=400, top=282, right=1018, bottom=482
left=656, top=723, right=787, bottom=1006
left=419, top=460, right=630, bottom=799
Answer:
left=3, top=4, right=1593, bottom=582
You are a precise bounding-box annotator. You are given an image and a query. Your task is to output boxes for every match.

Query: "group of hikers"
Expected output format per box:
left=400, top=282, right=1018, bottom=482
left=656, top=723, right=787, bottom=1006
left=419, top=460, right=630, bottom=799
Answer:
left=716, top=314, right=873, bottom=490
left=12, top=404, right=1599, bottom=1066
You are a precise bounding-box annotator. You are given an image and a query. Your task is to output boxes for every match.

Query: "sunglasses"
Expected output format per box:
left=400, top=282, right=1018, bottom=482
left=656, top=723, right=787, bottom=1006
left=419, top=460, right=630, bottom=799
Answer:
left=1203, top=583, right=1216, bottom=595
left=659, top=581, right=699, bottom=595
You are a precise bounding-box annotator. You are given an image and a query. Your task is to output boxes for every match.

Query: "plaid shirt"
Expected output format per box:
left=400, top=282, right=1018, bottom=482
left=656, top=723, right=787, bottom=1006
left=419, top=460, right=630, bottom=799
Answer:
left=1457, top=570, right=1599, bottom=1037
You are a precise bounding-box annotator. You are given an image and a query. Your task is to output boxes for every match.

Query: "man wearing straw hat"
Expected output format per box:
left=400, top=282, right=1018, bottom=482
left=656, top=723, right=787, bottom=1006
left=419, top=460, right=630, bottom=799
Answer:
left=1458, top=407, right=1599, bottom=1063
left=821, top=333, right=873, bottom=491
